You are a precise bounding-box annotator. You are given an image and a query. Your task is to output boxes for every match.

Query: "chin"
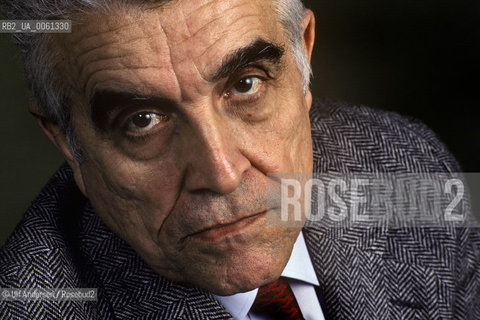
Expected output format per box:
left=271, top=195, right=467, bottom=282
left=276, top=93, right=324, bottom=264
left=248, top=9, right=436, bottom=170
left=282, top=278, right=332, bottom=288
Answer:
left=205, top=273, right=279, bottom=296
left=155, top=223, right=301, bottom=295
left=193, top=250, right=289, bottom=296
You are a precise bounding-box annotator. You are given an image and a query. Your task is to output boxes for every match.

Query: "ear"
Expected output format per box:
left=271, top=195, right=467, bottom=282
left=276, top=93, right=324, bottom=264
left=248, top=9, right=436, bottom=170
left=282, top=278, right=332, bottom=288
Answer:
left=30, top=105, right=87, bottom=195
left=301, top=9, right=315, bottom=65
left=301, top=9, right=315, bottom=110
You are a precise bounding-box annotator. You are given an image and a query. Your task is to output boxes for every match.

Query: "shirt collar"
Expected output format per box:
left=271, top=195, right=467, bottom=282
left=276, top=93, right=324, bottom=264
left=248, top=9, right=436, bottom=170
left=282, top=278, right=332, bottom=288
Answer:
left=213, top=231, right=319, bottom=320
left=282, top=231, right=320, bottom=286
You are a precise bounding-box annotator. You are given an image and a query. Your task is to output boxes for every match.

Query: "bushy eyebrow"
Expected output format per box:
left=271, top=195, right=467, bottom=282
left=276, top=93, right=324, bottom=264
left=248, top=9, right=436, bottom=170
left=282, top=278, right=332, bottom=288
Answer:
left=209, top=38, right=285, bottom=82
left=90, top=90, right=176, bottom=131
left=89, top=39, right=285, bottom=130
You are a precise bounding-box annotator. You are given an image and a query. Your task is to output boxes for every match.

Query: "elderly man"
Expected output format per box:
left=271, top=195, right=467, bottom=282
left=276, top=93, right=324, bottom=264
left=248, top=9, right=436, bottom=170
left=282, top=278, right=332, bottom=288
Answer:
left=1, top=0, right=479, bottom=319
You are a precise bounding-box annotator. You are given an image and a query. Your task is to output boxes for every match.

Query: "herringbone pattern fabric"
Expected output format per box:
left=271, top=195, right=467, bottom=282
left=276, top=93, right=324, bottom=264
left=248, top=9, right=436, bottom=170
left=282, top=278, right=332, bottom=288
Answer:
left=1, top=99, right=479, bottom=319
left=251, top=277, right=304, bottom=319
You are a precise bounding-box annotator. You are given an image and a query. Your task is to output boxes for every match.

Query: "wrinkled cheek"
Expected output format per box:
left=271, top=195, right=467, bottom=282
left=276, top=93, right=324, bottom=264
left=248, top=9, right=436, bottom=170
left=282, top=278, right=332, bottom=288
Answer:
left=278, top=130, right=311, bottom=173
left=89, top=189, right=184, bottom=276
left=157, top=220, right=188, bottom=256
left=80, top=165, right=163, bottom=249
left=88, top=189, right=149, bottom=242
left=288, top=114, right=313, bottom=172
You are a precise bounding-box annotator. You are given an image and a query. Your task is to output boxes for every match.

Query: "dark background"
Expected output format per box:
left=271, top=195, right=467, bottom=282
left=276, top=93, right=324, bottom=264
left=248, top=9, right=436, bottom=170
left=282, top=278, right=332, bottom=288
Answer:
left=1, top=0, right=479, bottom=244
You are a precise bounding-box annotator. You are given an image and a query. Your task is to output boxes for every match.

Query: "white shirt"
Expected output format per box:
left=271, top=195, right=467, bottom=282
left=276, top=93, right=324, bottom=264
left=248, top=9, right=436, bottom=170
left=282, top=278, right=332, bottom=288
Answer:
left=214, top=232, right=325, bottom=320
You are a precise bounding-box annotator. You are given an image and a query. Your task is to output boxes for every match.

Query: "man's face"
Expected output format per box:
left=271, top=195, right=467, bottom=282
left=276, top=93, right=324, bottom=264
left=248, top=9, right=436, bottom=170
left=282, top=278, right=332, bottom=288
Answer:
left=58, top=0, right=314, bottom=295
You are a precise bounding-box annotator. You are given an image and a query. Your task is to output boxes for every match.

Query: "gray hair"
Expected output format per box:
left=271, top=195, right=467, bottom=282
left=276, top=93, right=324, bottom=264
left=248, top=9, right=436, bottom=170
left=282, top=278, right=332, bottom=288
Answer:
left=1, top=0, right=312, bottom=159
left=275, top=0, right=312, bottom=92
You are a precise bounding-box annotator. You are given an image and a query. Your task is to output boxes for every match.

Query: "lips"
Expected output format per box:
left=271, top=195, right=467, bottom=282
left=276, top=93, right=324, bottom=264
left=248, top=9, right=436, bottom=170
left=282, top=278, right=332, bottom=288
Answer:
left=188, top=210, right=267, bottom=242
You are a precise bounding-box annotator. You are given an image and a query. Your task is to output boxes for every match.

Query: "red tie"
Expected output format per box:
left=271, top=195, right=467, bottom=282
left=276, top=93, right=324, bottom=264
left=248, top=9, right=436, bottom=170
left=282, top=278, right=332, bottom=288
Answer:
left=251, top=277, right=304, bottom=320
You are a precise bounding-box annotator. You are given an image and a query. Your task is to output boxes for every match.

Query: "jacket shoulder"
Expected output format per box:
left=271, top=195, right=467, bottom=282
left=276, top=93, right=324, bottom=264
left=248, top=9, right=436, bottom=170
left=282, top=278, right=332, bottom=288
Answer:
left=307, top=99, right=480, bottom=318
left=0, top=166, right=100, bottom=318
left=0, top=165, right=88, bottom=288
left=309, top=98, right=460, bottom=173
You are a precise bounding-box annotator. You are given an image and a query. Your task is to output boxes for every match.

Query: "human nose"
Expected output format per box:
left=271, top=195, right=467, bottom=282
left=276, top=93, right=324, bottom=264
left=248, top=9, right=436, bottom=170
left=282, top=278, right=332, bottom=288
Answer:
left=183, top=113, right=251, bottom=195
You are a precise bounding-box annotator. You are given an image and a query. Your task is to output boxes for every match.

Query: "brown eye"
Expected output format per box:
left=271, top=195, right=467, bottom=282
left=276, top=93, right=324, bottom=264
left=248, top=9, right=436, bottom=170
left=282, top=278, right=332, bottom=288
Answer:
left=126, top=112, right=168, bottom=134
left=231, top=77, right=262, bottom=96
left=132, top=113, right=153, bottom=128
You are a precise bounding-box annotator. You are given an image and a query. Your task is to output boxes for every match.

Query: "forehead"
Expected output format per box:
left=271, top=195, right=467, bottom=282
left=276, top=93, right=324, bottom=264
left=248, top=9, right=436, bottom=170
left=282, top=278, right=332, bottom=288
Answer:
left=62, top=0, right=281, bottom=101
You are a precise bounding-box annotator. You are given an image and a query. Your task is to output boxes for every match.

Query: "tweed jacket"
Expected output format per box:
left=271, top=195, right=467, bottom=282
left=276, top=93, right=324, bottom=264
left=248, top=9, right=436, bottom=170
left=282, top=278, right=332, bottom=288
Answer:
left=1, top=98, right=479, bottom=319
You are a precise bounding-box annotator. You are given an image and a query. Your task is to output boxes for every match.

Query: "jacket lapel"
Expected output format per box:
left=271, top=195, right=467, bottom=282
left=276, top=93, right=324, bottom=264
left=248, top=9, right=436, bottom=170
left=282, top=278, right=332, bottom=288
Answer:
left=304, top=224, right=438, bottom=319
